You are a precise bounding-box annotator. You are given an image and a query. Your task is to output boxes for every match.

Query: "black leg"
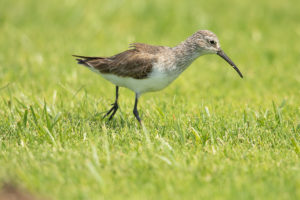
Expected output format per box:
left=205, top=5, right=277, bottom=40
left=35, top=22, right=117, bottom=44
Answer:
left=103, top=86, right=119, bottom=120
left=133, top=93, right=142, bottom=124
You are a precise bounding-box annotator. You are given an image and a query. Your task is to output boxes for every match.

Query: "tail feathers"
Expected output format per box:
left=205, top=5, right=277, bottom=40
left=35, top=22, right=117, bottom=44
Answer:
left=72, top=55, right=104, bottom=60
left=72, top=55, right=105, bottom=67
left=75, top=58, right=88, bottom=66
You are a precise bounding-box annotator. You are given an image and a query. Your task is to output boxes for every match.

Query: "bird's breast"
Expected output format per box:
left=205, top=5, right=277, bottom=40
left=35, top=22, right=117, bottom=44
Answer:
left=99, top=62, right=180, bottom=95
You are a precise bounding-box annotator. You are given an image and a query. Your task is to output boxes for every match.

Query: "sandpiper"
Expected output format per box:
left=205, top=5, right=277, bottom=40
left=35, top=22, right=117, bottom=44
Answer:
left=73, top=30, right=243, bottom=124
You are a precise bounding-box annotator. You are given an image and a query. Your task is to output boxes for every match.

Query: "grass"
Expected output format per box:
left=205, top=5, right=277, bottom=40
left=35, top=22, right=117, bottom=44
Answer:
left=0, top=0, right=299, bottom=199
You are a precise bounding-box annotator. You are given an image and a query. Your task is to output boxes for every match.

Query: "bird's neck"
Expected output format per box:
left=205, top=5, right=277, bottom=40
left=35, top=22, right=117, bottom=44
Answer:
left=172, top=38, right=204, bottom=70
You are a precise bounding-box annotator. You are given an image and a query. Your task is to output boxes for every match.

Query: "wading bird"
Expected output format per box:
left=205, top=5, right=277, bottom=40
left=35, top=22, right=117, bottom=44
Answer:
left=73, top=30, right=243, bottom=124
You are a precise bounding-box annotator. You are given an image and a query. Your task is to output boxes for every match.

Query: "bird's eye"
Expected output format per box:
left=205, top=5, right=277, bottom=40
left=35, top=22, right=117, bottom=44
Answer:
left=209, top=40, right=216, bottom=45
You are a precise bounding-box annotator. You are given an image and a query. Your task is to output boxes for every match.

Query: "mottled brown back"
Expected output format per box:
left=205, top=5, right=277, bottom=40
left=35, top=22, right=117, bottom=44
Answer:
left=74, top=43, right=166, bottom=79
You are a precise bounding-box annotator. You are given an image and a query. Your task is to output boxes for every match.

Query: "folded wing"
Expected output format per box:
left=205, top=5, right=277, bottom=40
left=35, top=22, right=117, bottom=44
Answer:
left=73, top=43, right=165, bottom=79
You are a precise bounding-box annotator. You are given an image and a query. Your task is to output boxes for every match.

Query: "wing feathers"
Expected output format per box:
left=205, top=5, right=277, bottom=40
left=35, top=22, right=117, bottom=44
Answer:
left=73, top=44, right=163, bottom=79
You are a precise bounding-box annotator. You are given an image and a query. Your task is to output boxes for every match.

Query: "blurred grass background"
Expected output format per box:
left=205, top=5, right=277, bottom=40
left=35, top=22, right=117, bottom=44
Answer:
left=0, top=0, right=299, bottom=199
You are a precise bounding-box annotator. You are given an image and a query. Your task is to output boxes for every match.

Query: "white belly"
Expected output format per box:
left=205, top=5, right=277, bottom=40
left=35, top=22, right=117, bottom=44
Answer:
left=100, top=70, right=178, bottom=94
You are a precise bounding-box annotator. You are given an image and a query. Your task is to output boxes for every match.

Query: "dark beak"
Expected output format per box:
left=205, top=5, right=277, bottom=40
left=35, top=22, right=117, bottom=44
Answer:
left=217, top=49, right=243, bottom=78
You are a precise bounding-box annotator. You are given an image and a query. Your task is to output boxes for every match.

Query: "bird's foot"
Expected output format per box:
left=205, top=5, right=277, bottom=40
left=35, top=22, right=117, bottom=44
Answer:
left=133, top=109, right=142, bottom=125
left=103, top=102, right=119, bottom=120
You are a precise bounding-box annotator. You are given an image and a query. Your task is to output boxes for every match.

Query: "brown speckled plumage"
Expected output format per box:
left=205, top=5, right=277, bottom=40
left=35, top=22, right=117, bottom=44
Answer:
left=74, top=43, right=169, bottom=79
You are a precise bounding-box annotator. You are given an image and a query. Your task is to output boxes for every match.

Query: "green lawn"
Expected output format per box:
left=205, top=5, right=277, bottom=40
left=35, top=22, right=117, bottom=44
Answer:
left=0, top=0, right=299, bottom=199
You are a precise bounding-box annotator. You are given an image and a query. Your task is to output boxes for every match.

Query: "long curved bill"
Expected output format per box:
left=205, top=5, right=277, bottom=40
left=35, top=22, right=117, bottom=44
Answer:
left=217, top=50, right=243, bottom=78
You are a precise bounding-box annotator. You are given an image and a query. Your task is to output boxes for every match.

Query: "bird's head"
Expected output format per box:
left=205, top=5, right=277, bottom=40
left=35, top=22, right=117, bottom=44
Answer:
left=191, top=30, right=243, bottom=78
